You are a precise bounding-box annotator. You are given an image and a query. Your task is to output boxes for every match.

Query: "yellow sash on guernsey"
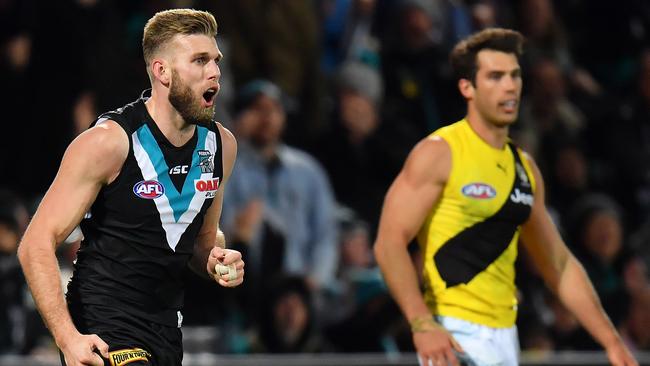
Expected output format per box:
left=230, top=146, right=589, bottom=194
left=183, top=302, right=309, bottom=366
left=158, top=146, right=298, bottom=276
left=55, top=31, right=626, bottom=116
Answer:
left=417, top=119, right=536, bottom=328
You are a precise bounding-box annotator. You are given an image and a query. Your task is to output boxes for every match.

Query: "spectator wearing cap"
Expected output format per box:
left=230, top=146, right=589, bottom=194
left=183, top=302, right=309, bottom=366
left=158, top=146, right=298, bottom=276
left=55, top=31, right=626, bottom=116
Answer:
left=222, top=80, right=339, bottom=299
left=316, top=62, right=403, bottom=230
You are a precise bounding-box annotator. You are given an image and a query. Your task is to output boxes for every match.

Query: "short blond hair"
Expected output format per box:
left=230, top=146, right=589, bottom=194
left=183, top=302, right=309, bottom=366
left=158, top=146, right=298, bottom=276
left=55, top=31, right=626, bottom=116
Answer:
left=142, top=9, right=218, bottom=70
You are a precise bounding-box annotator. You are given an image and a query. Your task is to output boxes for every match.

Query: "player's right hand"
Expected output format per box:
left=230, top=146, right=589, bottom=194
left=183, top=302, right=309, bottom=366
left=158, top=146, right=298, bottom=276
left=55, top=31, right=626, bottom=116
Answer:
left=60, top=332, right=109, bottom=366
left=412, top=322, right=463, bottom=366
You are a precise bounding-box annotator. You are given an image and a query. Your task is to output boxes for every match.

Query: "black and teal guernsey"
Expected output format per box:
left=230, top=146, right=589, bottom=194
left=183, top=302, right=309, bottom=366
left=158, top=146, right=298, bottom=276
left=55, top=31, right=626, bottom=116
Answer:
left=66, top=90, right=223, bottom=327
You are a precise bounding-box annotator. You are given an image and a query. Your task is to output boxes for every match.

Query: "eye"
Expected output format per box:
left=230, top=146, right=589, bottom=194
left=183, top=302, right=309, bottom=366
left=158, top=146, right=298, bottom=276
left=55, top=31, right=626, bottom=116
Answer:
left=488, top=72, right=501, bottom=80
left=194, top=57, right=207, bottom=65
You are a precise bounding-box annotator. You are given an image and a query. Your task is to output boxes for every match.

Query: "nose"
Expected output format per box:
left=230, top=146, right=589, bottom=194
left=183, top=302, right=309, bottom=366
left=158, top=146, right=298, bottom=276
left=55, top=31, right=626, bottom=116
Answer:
left=503, top=74, right=519, bottom=93
left=208, top=60, right=220, bottom=82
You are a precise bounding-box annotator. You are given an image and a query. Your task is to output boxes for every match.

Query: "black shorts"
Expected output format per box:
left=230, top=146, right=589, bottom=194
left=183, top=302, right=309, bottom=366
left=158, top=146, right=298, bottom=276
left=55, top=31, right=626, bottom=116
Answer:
left=62, top=303, right=183, bottom=366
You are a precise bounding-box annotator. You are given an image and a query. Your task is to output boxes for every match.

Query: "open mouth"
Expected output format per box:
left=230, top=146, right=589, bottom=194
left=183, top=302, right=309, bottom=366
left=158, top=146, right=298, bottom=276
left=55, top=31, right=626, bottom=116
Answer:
left=499, top=100, right=518, bottom=111
left=203, top=88, right=218, bottom=104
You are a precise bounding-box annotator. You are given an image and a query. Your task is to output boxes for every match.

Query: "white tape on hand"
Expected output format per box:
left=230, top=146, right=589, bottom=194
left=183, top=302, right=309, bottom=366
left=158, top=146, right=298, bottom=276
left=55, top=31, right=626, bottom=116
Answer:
left=215, top=263, right=237, bottom=281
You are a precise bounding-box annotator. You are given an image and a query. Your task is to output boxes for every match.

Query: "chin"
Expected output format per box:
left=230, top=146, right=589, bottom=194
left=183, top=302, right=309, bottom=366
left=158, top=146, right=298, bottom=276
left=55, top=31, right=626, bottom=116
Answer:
left=496, top=115, right=518, bottom=126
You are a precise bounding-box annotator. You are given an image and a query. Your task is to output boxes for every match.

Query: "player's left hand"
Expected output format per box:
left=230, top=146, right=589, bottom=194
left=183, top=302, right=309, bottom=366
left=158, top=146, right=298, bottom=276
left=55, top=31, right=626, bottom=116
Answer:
left=207, top=247, right=245, bottom=287
left=606, top=340, right=638, bottom=366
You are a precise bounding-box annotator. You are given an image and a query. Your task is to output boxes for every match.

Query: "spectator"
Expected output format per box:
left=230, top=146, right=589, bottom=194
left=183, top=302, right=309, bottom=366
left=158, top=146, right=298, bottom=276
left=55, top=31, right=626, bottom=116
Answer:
left=208, top=0, right=325, bottom=145
left=566, top=194, right=640, bottom=330
left=255, top=275, right=329, bottom=353
left=514, top=58, right=586, bottom=164
left=317, top=61, right=401, bottom=228
left=319, top=0, right=381, bottom=73
left=545, top=140, right=591, bottom=217
left=0, top=203, right=25, bottom=354
left=0, top=190, right=46, bottom=355
left=609, top=50, right=650, bottom=227
left=324, top=209, right=400, bottom=352
left=381, top=0, right=463, bottom=150
left=223, top=80, right=339, bottom=293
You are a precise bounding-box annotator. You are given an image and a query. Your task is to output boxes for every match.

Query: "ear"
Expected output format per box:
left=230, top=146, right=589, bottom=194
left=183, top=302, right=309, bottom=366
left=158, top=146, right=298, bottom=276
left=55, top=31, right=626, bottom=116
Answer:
left=152, top=59, right=171, bottom=87
left=458, top=78, right=474, bottom=100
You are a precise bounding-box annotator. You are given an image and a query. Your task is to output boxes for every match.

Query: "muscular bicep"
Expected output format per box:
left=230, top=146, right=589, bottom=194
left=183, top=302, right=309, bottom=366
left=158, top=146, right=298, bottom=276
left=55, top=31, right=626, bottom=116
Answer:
left=23, top=121, right=128, bottom=247
left=376, top=137, right=450, bottom=247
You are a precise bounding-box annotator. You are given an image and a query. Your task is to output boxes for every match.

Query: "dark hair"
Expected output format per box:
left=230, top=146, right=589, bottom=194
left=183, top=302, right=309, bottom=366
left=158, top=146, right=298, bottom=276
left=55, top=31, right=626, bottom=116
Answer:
left=259, top=275, right=314, bottom=352
left=450, top=28, right=524, bottom=84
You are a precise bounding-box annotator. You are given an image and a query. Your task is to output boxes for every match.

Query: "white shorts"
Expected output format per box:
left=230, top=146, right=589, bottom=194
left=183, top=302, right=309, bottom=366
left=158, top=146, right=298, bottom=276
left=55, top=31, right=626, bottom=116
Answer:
left=418, top=315, right=520, bottom=366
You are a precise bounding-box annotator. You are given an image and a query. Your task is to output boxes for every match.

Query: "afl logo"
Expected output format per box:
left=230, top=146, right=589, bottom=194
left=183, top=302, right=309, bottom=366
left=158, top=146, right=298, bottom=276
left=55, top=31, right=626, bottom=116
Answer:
left=133, top=180, right=165, bottom=199
left=461, top=183, right=497, bottom=199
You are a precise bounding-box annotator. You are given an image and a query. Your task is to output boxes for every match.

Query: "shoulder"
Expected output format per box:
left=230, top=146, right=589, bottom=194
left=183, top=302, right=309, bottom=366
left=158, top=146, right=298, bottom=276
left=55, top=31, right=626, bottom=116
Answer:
left=215, top=122, right=237, bottom=175
left=409, top=135, right=451, bottom=169
left=94, top=98, right=142, bottom=132
left=278, top=146, right=333, bottom=186
left=432, top=120, right=466, bottom=140
left=76, top=120, right=129, bottom=156
left=401, top=135, right=451, bottom=186
left=215, top=122, right=236, bottom=150
left=280, top=145, right=326, bottom=172
left=518, top=148, right=541, bottom=177
left=65, top=120, right=129, bottom=183
left=516, top=147, right=543, bottom=192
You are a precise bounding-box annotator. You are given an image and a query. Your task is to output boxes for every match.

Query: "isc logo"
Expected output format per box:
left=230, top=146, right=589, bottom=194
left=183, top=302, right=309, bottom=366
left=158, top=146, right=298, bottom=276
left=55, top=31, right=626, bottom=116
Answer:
left=169, top=165, right=189, bottom=175
left=195, top=178, right=220, bottom=198
left=461, top=183, right=497, bottom=199
left=133, top=180, right=165, bottom=199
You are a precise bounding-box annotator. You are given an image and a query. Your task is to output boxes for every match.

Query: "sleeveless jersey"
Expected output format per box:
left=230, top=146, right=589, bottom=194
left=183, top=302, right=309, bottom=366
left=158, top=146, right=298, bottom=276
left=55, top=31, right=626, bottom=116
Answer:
left=66, top=90, right=223, bottom=327
left=417, top=119, right=536, bottom=328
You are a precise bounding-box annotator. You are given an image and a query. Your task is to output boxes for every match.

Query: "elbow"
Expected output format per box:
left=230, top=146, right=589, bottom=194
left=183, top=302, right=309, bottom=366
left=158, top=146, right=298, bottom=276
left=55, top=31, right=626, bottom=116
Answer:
left=16, top=240, right=30, bottom=269
left=373, top=240, right=388, bottom=267
left=16, top=235, right=54, bottom=269
left=544, top=253, right=573, bottom=293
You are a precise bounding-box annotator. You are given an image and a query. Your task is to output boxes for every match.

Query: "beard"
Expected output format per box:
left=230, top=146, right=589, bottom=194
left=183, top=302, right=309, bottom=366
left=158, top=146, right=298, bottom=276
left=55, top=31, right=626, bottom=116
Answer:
left=168, top=69, right=215, bottom=127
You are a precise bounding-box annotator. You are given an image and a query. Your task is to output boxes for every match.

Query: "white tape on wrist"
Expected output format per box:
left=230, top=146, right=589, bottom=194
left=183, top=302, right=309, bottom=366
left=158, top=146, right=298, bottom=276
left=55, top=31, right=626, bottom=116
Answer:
left=215, top=263, right=237, bottom=281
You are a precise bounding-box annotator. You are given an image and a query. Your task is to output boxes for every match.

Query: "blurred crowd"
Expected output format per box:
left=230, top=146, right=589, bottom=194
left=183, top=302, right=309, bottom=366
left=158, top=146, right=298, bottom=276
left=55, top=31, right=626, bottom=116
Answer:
left=2, top=0, right=650, bottom=358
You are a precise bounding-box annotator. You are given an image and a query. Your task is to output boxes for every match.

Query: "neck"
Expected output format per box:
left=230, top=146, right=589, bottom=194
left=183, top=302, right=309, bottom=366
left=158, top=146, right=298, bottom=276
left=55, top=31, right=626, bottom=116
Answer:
left=145, top=88, right=195, bottom=147
left=466, top=107, right=509, bottom=149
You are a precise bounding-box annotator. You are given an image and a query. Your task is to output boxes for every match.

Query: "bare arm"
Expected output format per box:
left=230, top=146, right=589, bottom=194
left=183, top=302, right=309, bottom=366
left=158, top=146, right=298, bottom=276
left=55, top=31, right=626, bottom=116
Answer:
left=188, top=123, right=243, bottom=287
left=520, top=155, right=637, bottom=366
left=17, top=121, right=128, bottom=364
left=374, top=136, right=462, bottom=365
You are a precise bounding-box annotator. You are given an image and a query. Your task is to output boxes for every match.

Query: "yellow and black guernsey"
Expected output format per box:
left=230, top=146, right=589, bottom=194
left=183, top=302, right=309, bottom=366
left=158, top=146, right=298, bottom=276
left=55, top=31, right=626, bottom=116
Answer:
left=418, top=119, right=536, bottom=328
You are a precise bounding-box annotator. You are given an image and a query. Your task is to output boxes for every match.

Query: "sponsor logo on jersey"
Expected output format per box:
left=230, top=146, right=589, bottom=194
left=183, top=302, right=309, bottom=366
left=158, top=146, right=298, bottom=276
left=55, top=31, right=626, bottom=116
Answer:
left=109, top=348, right=151, bottom=366
left=169, top=165, right=189, bottom=175
left=198, top=150, right=214, bottom=173
left=133, top=180, right=165, bottom=199
left=461, top=183, right=497, bottom=199
left=195, top=177, right=220, bottom=198
left=510, top=188, right=533, bottom=206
